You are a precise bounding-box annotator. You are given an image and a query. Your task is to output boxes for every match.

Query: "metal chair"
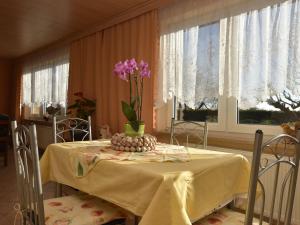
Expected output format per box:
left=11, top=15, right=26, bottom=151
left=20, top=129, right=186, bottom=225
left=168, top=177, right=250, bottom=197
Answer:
left=52, top=116, right=92, bottom=143
left=244, top=130, right=300, bottom=225
left=52, top=116, right=92, bottom=196
left=11, top=121, right=126, bottom=225
left=170, top=118, right=208, bottom=149
left=194, top=130, right=300, bottom=225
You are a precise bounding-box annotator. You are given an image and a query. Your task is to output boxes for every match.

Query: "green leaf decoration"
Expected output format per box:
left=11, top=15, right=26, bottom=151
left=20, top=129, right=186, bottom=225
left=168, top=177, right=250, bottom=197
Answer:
left=77, top=162, right=83, bottom=176
left=122, top=101, right=137, bottom=121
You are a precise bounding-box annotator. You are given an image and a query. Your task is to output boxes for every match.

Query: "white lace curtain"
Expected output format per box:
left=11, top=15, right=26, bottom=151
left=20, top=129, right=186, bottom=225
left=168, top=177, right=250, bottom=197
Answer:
left=22, top=48, right=69, bottom=108
left=229, top=1, right=300, bottom=108
left=158, top=23, right=220, bottom=108
left=156, top=0, right=300, bottom=109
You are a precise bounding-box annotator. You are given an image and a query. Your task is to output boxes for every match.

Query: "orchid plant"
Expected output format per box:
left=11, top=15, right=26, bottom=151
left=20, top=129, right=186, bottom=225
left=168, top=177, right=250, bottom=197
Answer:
left=113, top=58, right=151, bottom=132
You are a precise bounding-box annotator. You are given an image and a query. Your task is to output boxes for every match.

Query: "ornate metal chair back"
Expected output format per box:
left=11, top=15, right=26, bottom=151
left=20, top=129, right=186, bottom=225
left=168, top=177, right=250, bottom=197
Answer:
left=11, top=121, right=45, bottom=225
left=245, top=130, right=300, bottom=225
left=52, top=116, right=92, bottom=143
left=170, top=118, right=208, bottom=149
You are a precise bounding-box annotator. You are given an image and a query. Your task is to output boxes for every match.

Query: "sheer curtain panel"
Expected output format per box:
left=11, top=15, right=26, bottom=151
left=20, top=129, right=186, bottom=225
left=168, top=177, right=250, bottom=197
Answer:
left=228, top=0, right=300, bottom=109
left=21, top=48, right=69, bottom=118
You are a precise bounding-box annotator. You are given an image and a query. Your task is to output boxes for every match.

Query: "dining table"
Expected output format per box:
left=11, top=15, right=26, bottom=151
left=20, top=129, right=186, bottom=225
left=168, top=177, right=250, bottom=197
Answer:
left=40, top=139, right=251, bottom=225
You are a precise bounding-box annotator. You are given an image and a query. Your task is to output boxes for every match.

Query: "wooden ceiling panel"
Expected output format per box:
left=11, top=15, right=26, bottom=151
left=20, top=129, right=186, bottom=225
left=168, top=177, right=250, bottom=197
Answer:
left=0, top=0, right=150, bottom=59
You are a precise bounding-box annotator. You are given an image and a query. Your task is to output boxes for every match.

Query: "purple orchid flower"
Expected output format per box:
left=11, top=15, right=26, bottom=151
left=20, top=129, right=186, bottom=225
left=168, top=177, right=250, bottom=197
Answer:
left=139, top=60, right=151, bottom=78
left=125, top=58, right=138, bottom=75
left=113, top=61, right=128, bottom=81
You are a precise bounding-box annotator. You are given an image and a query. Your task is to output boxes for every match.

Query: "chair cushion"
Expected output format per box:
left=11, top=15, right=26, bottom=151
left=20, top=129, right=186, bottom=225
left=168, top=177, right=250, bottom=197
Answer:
left=193, top=208, right=266, bottom=225
left=44, top=194, right=126, bottom=225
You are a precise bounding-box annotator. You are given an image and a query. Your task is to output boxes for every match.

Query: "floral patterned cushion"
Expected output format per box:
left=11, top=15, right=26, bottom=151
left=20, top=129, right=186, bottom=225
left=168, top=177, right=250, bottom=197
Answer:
left=44, top=194, right=126, bottom=225
left=193, top=208, right=267, bottom=225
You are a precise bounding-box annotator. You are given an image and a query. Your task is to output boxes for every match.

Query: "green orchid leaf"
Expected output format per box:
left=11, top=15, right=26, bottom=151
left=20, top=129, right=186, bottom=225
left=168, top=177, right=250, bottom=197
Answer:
left=130, top=120, right=140, bottom=132
left=122, top=101, right=137, bottom=121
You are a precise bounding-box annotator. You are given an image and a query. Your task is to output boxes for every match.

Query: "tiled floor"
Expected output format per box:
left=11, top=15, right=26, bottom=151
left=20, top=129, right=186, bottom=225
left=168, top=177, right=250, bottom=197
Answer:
left=0, top=149, right=56, bottom=225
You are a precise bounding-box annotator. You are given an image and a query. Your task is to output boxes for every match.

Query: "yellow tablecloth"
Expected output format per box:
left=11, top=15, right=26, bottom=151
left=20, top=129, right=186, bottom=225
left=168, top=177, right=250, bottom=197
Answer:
left=40, top=140, right=250, bottom=225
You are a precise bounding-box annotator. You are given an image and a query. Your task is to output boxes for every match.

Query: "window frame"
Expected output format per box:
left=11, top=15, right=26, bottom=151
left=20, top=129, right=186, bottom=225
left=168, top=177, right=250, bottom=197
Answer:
left=160, top=96, right=282, bottom=136
left=226, top=97, right=282, bottom=135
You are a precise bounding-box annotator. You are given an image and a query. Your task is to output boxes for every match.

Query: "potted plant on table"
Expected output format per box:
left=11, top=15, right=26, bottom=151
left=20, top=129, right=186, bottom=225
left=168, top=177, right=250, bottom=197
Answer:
left=113, top=58, right=151, bottom=137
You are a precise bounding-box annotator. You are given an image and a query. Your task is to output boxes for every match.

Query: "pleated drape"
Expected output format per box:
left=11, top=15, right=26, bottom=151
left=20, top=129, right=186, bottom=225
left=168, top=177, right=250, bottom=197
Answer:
left=69, top=10, right=158, bottom=134
left=11, top=63, right=23, bottom=120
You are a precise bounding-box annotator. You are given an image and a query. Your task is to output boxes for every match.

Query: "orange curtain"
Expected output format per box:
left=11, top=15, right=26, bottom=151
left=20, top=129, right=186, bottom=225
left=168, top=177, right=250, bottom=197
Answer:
left=69, top=10, right=158, bottom=134
left=11, top=62, right=23, bottom=120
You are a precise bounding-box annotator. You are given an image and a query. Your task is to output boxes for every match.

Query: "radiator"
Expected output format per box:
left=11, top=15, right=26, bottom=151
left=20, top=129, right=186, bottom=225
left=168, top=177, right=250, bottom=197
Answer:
left=208, top=147, right=300, bottom=225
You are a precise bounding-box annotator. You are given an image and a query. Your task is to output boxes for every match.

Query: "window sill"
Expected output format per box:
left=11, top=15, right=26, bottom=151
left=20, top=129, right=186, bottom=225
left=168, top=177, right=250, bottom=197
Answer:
left=22, top=119, right=52, bottom=127
left=154, top=131, right=254, bottom=151
left=153, top=131, right=295, bottom=156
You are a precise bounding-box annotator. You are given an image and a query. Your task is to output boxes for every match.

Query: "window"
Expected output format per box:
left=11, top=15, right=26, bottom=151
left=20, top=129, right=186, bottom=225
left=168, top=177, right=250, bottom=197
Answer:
left=22, top=53, right=69, bottom=119
left=157, top=0, right=300, bottom=134
left=159, top=21, right=220, bottom=123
